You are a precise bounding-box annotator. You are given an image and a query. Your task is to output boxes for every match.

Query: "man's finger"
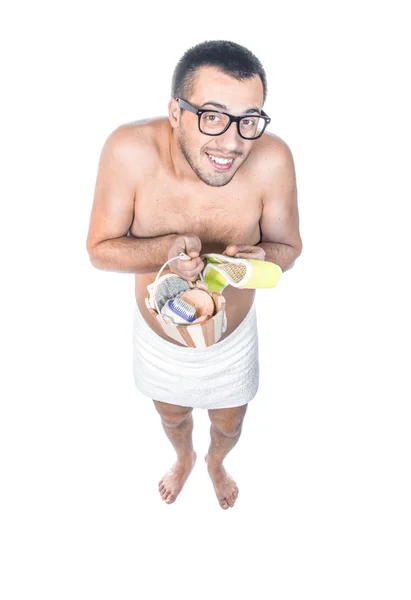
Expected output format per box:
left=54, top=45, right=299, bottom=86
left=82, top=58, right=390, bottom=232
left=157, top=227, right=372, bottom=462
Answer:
left=223, top=246, right=240, bottom=255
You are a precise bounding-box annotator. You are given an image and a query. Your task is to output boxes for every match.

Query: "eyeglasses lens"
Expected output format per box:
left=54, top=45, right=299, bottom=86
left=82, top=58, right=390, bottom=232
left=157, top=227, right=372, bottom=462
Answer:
left=200, top=112, right=265, bottom=139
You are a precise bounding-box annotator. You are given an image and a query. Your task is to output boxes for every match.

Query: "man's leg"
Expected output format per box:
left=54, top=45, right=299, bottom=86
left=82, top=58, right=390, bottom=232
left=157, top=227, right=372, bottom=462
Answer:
left=153, top=399, right=196, bottom=504
left=205, top=404, right=248, bottom=510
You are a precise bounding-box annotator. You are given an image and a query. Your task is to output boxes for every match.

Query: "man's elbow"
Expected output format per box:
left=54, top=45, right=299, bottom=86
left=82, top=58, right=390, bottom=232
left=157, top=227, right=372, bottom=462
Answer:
left=86, top=241, right=104, bottom=270
left=284, top=241, right=302, bottom=272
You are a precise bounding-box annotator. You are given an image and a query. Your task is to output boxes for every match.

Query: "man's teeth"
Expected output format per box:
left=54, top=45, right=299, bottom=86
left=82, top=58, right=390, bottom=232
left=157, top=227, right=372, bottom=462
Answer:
left=209, top=155, right=233, bottom=165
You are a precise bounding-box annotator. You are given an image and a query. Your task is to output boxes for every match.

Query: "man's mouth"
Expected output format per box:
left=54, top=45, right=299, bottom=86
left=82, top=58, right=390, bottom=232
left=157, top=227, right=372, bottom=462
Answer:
left=206, top=152, right=235, bottom=171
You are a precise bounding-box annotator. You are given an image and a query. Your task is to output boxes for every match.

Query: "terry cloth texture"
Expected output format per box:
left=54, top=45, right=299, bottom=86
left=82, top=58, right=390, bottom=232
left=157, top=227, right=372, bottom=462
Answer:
left=132, top=300, right=259, bottom=409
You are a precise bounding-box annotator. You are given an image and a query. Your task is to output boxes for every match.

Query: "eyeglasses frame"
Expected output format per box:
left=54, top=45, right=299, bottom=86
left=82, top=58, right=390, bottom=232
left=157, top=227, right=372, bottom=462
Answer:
left=175, top=97, right=271, bottom=140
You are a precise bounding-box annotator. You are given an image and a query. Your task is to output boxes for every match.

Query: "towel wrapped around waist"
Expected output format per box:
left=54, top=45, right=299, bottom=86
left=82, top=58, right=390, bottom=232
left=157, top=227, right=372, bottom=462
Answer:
left=131, top=301, right=259, bottom=410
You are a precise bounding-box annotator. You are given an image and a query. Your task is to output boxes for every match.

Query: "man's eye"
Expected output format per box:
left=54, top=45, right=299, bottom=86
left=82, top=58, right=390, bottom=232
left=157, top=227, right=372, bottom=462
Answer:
left=242, top=118, right=256, bottom=127
left=205, top=114, right=222, bottom=122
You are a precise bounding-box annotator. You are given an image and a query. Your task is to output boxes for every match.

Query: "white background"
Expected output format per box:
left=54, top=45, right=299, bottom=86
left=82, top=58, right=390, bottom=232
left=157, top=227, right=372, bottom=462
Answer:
left=1, top=1, right=410, bottom=599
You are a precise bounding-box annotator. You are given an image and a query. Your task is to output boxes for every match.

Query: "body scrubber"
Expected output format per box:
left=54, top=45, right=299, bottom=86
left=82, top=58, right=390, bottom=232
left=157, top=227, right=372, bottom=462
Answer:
left=198, top=253, right=282, bottom=294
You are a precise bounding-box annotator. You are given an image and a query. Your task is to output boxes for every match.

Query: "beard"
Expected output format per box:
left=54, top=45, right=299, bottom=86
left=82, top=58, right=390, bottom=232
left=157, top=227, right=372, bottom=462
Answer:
left=178, top=130, right=248, bottom=187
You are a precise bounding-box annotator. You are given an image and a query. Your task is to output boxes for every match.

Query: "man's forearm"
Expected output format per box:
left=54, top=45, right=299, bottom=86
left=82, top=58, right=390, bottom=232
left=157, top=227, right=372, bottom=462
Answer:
left=257, top=242, right=302, bottom=272
left=88, top=234, right=228, bottom=275
left=88, top=234, right=180, bottom=274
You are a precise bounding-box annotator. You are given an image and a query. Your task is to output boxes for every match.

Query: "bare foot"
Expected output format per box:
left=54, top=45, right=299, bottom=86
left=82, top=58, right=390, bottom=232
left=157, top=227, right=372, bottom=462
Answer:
left=205, top=455, right=239, bottom=510
left=158, top=451, right=197, bottom=504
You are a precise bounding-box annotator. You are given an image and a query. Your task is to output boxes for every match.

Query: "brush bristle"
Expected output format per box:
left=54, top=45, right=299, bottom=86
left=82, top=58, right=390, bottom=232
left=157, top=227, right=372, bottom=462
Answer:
left=171, top=297, right=196, bottom=318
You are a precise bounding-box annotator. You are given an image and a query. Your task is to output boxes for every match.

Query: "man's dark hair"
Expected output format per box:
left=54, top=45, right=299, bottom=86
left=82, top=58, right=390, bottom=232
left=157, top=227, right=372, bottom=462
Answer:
left=171, top=40, right=267, bottom=104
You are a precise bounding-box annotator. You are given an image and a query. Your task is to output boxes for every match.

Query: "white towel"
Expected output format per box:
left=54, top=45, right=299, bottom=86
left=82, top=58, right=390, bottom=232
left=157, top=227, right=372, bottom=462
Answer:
left=131, top=301, right=259, bottom=409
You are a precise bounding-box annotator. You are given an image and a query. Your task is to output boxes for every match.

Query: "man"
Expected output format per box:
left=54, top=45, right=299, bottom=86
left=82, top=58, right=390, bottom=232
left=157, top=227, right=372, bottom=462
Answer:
left=86, top=40, right=302, bottom=510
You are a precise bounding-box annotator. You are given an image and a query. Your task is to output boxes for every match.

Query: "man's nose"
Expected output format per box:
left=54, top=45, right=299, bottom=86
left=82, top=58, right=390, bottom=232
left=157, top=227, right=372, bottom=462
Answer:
left=217, top=121, right=242, bottom=148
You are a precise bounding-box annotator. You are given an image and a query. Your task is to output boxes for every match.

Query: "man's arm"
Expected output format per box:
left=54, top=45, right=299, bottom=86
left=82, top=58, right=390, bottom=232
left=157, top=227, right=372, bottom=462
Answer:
left=86, top=126, right=178, bottom=274
left=257, top=138, right=302, bottom=272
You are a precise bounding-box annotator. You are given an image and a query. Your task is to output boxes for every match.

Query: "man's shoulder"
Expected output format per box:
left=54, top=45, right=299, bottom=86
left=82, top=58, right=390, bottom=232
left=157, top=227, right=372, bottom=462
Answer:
left=103, top=117, right=169, bottom=164
left=246, top=131, right=295, bottom=187
left=252, top=131, right=294, bottom=165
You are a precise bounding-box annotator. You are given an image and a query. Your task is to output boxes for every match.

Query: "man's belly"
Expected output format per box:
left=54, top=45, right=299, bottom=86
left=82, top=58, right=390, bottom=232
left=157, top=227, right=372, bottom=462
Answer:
left=134, top=271, right=256, bottom=347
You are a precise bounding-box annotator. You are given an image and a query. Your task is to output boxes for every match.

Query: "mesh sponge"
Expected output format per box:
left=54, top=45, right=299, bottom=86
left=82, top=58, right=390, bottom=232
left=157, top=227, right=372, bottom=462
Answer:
left=150, top=274, right=190, bottom=312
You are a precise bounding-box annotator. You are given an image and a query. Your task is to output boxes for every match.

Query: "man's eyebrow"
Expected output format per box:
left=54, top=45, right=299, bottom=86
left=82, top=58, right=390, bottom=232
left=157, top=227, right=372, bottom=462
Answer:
left=200, top=101, right=261, bottom=115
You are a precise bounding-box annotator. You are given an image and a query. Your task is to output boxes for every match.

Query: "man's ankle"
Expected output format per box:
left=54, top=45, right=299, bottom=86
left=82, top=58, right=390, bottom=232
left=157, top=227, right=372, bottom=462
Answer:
left=205, top=454, right=223, bottom=470
left=177, top=450, right=195, bottom=462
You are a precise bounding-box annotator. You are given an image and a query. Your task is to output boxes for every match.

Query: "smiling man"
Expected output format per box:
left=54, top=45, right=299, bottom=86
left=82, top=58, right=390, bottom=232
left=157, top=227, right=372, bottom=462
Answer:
left=86, top=40, right=302, bottom=510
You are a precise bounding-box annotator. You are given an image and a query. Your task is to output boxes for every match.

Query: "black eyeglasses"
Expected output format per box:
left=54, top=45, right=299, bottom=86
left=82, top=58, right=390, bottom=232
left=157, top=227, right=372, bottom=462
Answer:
left=175, top=97, right=271, bottom=140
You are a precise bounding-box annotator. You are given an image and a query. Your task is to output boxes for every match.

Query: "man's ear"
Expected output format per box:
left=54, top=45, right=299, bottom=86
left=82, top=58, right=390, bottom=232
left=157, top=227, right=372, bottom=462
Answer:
left=168, top=98, right=180, bottom=129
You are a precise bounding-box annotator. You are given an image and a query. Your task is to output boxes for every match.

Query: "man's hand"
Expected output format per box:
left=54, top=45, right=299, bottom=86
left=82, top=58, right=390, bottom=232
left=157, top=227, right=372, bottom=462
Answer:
left=167, top=234, right=205, bottom=282
left=222, top=245, right=266, bottom=261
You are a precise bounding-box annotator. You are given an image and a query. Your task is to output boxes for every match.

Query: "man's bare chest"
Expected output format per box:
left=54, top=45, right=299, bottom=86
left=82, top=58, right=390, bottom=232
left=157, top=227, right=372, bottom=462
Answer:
left=131, top=175, right=263, bottom=247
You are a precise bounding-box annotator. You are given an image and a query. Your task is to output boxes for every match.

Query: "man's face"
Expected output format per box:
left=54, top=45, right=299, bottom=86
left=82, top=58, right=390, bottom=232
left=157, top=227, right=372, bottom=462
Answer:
left=175, top=67, right=265, bottom=187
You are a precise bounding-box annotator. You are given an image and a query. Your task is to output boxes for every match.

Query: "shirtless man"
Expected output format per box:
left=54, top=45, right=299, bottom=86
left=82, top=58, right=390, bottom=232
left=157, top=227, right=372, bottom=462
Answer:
left=86, top=40, right=302, bottom=509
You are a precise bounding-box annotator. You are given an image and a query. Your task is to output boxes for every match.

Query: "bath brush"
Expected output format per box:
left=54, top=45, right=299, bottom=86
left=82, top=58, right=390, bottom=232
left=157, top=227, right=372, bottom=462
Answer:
left=160, top=297, right=197, bottom=324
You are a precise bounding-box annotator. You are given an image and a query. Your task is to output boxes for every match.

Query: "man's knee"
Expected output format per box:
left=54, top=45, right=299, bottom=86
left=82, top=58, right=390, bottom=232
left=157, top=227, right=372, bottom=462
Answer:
left=211, top=421, right=243, bottom=438
left=153, top=399, right=193, bottom=428
left=209, top=405, right=248, bottom=437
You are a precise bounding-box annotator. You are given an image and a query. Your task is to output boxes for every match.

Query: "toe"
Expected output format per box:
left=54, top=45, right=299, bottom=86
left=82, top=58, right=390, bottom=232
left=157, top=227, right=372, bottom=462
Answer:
left=166, top=494, right=175, bottom=504
left=220, top=499, right=229, bottom=509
